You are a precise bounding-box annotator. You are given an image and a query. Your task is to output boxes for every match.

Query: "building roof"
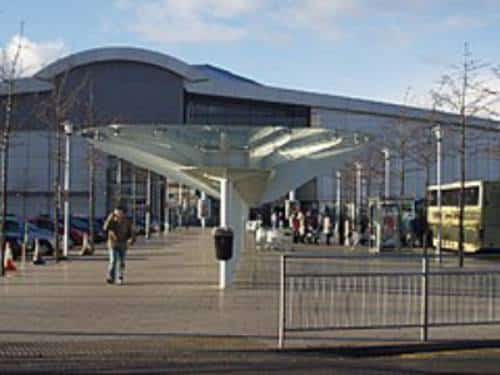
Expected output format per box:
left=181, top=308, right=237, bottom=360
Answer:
left=192, top=64, right=260, bottom=85
left=35, top=46, right=207, bottom=82
left=185, top=73, right=498, bottom=128
left=0, top=77, right=52, bottom=96
left=2, top=46, right=498, bottom=129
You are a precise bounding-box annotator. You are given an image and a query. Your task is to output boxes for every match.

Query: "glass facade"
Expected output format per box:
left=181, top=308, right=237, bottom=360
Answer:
left=185, top=94, right=310, bottom=127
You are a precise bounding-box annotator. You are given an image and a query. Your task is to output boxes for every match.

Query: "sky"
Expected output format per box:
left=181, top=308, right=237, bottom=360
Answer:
left=1, top=0, right=500, bottom=109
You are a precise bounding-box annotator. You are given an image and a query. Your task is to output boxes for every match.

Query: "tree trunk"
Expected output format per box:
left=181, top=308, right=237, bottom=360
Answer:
left=0, top=82, right=13, bottom=276
left=458, top=115, right=466, bottom=268
left=0, top=139, right=8, bottom=276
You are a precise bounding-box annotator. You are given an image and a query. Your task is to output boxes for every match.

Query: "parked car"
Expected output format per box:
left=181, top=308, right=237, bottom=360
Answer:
left=29, top=215, right=84, bottom=246
left=1, top=216, right=70, bottom=259
left=71, top=216, right=107, bottom=243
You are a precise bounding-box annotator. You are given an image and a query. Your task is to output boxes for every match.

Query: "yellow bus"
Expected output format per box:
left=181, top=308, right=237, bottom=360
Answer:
left=427, top=180, right=500, bottom=253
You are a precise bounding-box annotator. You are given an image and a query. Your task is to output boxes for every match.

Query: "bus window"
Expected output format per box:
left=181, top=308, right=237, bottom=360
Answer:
left=442, top=189, right=459, bottom=206
left=440, top=187, right=479, bottom=206
left=464, top=187, right=479, bottom=205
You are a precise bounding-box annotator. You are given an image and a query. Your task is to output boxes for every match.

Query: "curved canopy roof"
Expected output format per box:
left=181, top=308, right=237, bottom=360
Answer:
left=35, top=46, right=207, bottom=82
left=81, top=125, right=369, bottom=206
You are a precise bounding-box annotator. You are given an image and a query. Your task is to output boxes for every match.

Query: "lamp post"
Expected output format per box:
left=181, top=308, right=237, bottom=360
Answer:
left=116, top=158, right=122, bottom=207
left=145, top=170, right=152, bottom=239
left=355, top=162, right=362, bottom=237
left=335, top=171, right=342, bottom=244
left=131, top=167, right=137, bottom=229
left=382, top=148, right=390, bottom=199
left=432, top=125, right=443, bottom=263
left=62, top=121, right=73, bottom=259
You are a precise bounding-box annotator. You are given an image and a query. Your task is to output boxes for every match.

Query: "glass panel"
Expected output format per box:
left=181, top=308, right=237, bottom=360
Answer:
left=464, top=187, right=479, bottom=206
left=186, top=94, right=310, bottom=127
left=438, top=186, right=479, bottom=206
left=5, top=220, right=20, bottom=233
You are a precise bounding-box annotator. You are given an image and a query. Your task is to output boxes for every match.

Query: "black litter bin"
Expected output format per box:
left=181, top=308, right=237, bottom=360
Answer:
left=214, top=227, right=233, bottom=261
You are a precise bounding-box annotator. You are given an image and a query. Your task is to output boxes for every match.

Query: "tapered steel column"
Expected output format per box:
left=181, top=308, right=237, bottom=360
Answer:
left=219, top=178, right=230, bottom=289
left=200, top=191, right=207, bottom=229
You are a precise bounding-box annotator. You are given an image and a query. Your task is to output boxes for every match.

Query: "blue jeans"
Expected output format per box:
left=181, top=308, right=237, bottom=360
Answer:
left=107, top=245, right=127, bottom=281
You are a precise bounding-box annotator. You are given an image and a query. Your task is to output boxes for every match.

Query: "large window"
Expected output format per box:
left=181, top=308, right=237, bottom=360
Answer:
left=428, top=186, right=479, bottom=206
left=185, top=94, right=310, bottom=127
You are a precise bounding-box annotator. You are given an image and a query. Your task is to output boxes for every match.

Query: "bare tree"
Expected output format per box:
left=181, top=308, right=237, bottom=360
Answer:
left=432, top=43, right=499, bottom=267
left=408, top=104, right=439, bottom=196
left=356, top=142, right=385, bottom=198
left=0, top=23, right=24, bottom=275
left=383, top=88, right=418, bottom=197
left=36, top=69, right=88, bottom=260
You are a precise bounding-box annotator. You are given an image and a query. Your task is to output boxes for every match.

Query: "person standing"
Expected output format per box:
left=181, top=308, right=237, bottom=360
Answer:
left=103, top=207, right=135, bottom=285
left=298, top=210, right=306, bottom=243
left=271, top=211, right=278, bottom=230
left=323, top=214, right=333, bottom=245
left=292, top=212, right=300, bottom=243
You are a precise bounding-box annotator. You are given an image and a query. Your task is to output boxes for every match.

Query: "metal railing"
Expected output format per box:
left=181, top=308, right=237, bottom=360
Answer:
left=278, top=253, right=500, bottom=348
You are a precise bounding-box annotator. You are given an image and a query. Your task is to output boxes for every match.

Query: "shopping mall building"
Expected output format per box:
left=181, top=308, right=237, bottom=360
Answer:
left=0, top=47, right=499, bottom=220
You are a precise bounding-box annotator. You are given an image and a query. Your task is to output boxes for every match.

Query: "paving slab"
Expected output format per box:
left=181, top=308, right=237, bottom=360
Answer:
left=0, top=228, right=500, bottom=352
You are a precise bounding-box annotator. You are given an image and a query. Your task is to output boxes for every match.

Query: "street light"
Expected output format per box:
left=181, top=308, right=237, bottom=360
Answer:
left=381, top=148, right=390, bottom=199
left=432, top=124, right=443, bottom=263
left=355, top=162, right=362, bottom=239
left=145, top=170, right=152, bottom=239
left=62, top=121, right=73, bottom=259
left=335, top=171, right=342, bottom=245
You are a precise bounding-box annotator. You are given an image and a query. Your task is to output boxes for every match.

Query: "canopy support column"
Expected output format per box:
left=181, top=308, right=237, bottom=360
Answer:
left=218, top=177, right=249, bottom=290
left=219, top=178, right=230, bottom=289
left=200, top=191, right=207, bottom=229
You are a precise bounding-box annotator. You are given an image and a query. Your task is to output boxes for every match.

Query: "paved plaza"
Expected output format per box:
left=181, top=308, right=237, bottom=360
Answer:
left=1, top=228, right=500, bottom=353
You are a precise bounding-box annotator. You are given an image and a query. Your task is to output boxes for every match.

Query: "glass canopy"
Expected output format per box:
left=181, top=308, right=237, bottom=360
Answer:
left=81, top=125, right=369, bottom=205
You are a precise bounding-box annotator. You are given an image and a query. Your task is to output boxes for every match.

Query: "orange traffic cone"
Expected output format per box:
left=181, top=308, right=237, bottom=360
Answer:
left=4, top=242, right=17, bottom=271
left=32, top=239, right=45, bottom=265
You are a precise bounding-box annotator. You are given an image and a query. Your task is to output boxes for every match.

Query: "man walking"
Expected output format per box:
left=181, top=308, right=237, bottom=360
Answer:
left=103, top=206, right=135, bottom=285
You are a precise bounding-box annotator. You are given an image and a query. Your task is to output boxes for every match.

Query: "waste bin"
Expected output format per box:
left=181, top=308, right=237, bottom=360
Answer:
left=214, top=227, right=233, bottom=261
